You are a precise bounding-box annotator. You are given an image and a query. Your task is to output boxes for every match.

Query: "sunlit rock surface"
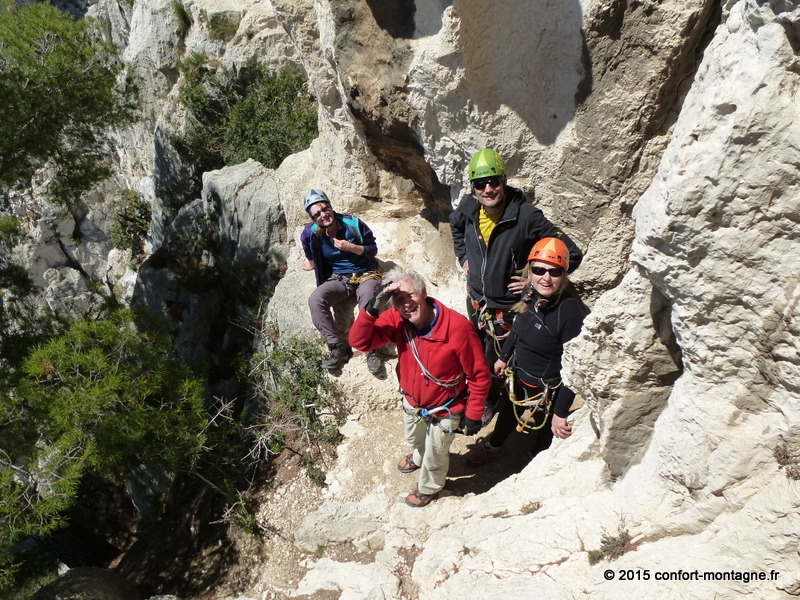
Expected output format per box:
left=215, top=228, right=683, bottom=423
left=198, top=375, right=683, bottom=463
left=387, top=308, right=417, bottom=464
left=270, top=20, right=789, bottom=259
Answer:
left=8, top=0, right=799, bottom=597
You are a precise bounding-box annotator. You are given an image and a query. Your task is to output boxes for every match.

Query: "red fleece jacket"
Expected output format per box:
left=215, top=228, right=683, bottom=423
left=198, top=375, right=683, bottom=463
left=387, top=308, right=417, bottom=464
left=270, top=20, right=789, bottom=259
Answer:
left=349, top=298, right=490, bottom=420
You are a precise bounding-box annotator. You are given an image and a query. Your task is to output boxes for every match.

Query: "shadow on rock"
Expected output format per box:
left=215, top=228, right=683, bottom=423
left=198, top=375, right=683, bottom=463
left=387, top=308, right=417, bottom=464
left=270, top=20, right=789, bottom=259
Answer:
left=446, top=432, right=539, bottom=496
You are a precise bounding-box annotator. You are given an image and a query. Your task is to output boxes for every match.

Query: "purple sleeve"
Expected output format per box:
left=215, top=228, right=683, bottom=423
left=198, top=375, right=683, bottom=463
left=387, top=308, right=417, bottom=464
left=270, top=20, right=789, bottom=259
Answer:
left=358, top=219, right=378, bottom=259
left=300, top=225, right=314, bottom=260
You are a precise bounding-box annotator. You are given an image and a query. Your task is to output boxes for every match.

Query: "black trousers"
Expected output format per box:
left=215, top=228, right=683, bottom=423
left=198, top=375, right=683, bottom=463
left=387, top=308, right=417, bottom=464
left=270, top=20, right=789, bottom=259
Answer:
left=488, top=376, right=555, bottom=459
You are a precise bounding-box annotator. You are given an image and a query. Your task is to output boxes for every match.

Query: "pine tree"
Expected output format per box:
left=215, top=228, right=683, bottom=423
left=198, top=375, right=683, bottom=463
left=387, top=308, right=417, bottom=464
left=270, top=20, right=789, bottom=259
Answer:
left=0, top=3, right=136, bottom=204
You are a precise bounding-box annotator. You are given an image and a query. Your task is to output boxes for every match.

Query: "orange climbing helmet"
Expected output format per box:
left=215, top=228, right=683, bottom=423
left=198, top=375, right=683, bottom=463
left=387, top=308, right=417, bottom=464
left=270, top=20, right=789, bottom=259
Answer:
left=527, top=237, right=569, bottom=270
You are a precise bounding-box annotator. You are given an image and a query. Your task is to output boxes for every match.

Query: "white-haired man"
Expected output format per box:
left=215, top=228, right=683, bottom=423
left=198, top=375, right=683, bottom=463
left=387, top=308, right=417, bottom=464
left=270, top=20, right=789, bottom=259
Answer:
left=350, top=270, right=490, bottom=507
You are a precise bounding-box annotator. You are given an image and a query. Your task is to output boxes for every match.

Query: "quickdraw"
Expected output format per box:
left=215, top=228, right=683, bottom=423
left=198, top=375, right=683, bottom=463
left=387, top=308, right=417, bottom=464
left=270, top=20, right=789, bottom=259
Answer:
left=504, top=365, right=561, bottom=433
left=470, top=297, right=513, bottom=358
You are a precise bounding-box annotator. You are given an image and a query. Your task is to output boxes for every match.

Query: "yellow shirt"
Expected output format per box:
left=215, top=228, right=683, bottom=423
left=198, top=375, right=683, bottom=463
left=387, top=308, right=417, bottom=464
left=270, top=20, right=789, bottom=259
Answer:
left=478, top=207, right=502, bottom=245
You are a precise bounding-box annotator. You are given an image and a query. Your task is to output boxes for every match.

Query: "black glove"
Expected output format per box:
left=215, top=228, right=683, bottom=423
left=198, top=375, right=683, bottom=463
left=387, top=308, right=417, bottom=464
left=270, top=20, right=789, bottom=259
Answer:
left=366, top=282, right=393, bottom=317
left=461, top=417, right=482, bottom=436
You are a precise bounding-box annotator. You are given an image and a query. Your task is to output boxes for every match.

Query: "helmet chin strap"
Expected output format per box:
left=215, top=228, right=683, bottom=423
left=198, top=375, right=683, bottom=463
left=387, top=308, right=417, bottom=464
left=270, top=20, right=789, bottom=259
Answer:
left=521, top=283, right=563, bottom=312
left=535, top=289, right=564, bottom=311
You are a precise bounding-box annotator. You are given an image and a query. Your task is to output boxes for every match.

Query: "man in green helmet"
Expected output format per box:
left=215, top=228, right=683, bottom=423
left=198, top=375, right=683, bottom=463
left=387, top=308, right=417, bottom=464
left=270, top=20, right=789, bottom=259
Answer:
left=449, top=148, right=583, bottom=426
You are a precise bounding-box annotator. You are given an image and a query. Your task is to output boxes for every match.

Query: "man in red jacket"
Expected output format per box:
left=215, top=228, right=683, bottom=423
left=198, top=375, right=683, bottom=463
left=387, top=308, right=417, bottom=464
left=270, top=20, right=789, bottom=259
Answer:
left=349, top=269, right=490, bottom=507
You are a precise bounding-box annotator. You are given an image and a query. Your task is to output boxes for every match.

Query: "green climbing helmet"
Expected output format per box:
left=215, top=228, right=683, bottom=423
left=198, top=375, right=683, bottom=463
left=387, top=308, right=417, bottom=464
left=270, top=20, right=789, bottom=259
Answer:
left=468, top=148, right=506, bottom=181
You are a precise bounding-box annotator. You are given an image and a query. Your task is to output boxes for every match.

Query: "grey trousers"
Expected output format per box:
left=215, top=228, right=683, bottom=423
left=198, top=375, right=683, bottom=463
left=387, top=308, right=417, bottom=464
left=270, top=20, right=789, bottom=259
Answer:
left=309, top=274, right=381, bottom=346
left=403, top=398, right=462, bottom=495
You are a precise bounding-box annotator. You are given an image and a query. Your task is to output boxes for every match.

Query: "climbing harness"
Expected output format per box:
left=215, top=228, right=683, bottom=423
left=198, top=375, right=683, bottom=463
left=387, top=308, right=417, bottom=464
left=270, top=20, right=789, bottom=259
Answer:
left=349, top=270, right=381, bottom=285
left=468, top=295, right=513, bottom=358
left=401, top=325, right=465, bottom=435
left=325, top=270, right=382, bottom=295
left=504, top=361, right=562, bottom=433
left=402, top=392, right=464, bottom=435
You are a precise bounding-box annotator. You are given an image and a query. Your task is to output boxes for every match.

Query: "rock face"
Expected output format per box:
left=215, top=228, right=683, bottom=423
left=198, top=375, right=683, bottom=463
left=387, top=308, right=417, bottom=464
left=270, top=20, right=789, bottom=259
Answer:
left=7, top=0, right=800, bottom=598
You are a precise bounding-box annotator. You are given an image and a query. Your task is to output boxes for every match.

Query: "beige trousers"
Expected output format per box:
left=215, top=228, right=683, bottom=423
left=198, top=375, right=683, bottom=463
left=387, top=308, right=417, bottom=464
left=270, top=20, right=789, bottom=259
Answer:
left=402, top=398, right=462, bottom=495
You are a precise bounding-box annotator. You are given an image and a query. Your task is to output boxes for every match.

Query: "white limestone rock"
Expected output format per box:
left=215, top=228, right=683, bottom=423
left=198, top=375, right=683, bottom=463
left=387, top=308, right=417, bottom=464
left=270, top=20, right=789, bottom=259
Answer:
left=13, top=0, right=800, bottom=596
left=562, top=267, right=679, bottom=478
left=278, top=1, right=800, bottom=599
left=202, top=160, right=288, bottom=266
left=293, top=558, right=400, bottom=599
left=293, top=492, right=390, bottom=554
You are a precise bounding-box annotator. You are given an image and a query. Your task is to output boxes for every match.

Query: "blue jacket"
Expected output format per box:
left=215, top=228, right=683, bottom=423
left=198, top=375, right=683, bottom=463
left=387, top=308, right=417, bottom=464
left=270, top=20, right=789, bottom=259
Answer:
left=300, top=212, right=378, bottom=286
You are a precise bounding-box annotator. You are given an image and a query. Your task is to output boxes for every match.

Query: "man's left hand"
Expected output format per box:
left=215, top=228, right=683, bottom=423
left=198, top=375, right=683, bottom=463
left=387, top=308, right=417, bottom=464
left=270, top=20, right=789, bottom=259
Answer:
left=461, top=417, right=482, bottom=436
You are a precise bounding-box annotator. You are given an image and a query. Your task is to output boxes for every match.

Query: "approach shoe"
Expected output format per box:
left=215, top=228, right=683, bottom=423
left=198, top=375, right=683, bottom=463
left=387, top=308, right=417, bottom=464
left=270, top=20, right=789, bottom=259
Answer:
left=466, top=442, right=504, bottom=466
left=397, top=453, right=420, bottom=474
left=365, top=350, right=384, bottom=375
left=321, top=343, right=351, bottom=370
left=405, top=489, right=437, bottom=508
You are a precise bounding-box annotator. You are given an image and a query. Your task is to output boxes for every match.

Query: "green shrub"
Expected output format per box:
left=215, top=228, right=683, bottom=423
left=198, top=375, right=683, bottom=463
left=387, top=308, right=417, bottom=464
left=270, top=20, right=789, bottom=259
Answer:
left=302, top=454, right=327, bottom=487
left=0, top=309, right=207, bottom=590
left=599, top=528, right=631, bottom=560
left=207, top=12, right=240, bottom=41
left=0, top=3, right=137, bottom=204
left=0, top=544, right=57, bottom=600
left=0, top=216, right=19, bottom=238
left=774, top=441, right=800, bottom=481
left=172, top=0, right=192, bottom=40
left=110, top=189, right=151, bottom=260
left=169, top=56, right=317, bottom=207
left=244, top=334, right=345, bottom=481
left=20, top=309, right=207, bottom=472
left=222, top=67, right=318, bottom=167
left=588, top=524, right=633, bottom=564
left=587, top=549, right=605, bottom=565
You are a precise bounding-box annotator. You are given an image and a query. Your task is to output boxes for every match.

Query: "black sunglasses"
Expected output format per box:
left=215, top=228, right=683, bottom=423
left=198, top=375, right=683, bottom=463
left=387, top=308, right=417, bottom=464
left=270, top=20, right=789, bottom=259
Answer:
left=531, top=266, right=564, bottom=277
left=310, top=205, right=332, bottom=220
left=472, top=176, right=503, bottom=190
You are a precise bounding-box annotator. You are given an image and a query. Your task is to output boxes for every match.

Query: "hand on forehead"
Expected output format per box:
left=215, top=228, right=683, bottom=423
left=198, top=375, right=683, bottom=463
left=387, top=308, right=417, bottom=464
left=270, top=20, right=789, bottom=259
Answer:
left=396, top=278, right=418, bottom=294
left=386, top=277, right=423, bottom=300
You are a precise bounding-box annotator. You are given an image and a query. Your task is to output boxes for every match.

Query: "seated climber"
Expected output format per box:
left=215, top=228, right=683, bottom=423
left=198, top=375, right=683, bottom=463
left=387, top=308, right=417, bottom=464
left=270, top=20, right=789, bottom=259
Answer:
left=300, top=189, right=384, bottom=374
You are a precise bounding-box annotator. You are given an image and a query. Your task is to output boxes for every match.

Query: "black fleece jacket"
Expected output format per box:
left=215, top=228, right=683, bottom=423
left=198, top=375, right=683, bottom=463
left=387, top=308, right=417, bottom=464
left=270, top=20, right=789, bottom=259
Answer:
left=449, top=186, right=583, bottom=309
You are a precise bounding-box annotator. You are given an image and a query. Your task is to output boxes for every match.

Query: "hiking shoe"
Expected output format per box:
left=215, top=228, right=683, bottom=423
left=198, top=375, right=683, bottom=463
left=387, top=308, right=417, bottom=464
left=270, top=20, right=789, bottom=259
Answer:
left=397, top=453, right=420, bottom=473
left=466, top=442, right=504, bottom=466
left=365, top=350, right=383, bottom=375
left=405, top=489, right=437, bottom=508
left=321, top=344, right=351, bottom=370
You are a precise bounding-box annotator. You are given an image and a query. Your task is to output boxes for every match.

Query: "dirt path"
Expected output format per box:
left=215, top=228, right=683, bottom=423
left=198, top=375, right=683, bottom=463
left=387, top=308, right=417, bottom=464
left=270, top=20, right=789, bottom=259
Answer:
left=209, top=401, right=538, bottom=598
left=206, top=349, right=551, bottom=599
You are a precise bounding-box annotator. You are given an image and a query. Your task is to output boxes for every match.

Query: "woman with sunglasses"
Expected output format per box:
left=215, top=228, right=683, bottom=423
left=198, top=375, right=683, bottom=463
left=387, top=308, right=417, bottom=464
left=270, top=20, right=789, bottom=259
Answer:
left=467, top=237, right=586, bottom=465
